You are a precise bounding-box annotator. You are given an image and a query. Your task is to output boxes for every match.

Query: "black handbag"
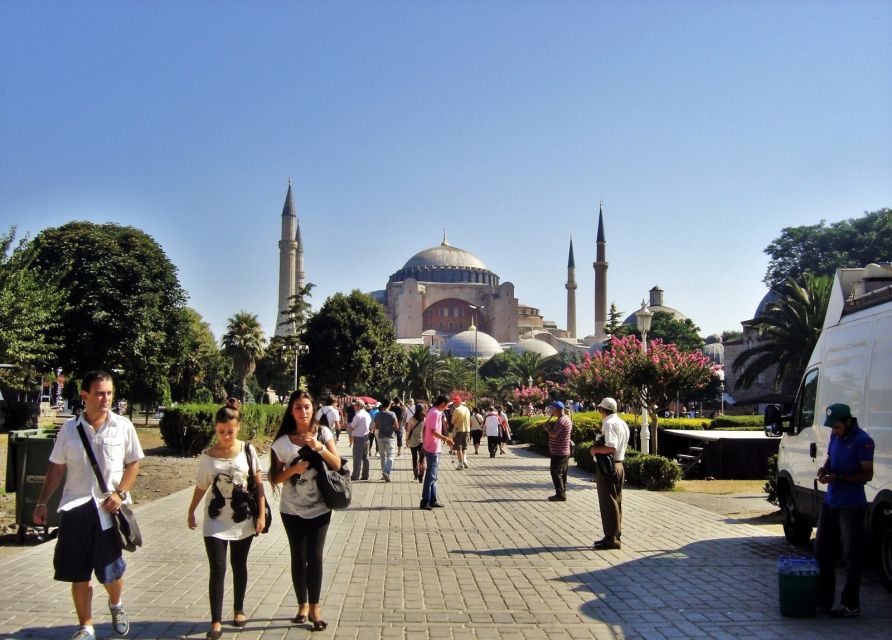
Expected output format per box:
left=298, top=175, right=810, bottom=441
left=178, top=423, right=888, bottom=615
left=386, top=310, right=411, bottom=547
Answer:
left=246, top=443, right=272, bottom=533
left=76, top=423, right=142, bottom=552
left=312, top=428, right=352, bottom=509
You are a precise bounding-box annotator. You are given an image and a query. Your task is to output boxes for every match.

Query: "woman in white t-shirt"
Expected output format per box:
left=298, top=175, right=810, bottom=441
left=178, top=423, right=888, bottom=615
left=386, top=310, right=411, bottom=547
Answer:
left=269, top=390, right=341, bottom=632
left=187, top=398, right=266, bottom=640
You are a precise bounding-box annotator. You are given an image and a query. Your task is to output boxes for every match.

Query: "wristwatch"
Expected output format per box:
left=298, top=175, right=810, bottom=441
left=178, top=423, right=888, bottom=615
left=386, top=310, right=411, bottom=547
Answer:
left=115, top=490, right=128, bottom=500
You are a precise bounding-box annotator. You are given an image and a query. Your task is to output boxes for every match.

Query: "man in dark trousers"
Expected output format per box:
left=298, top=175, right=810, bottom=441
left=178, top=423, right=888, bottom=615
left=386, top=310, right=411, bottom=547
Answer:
left=815, top=403, right=874, bottom=618
left=589, top=397, right=628, bottom=551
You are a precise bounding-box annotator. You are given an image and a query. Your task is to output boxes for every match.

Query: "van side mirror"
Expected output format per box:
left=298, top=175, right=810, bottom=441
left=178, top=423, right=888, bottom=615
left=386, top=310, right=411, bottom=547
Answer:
left=764, top=403, right=789, bottom=437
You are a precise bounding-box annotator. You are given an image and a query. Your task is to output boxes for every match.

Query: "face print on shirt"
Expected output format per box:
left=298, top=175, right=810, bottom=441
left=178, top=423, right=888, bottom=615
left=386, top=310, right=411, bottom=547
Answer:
left=208, top=472, right=252, bottom=522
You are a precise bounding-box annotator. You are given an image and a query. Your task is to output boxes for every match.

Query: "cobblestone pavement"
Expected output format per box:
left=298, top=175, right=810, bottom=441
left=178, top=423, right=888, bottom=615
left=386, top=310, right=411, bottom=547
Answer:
left=1, top=441, right=889, bottom=639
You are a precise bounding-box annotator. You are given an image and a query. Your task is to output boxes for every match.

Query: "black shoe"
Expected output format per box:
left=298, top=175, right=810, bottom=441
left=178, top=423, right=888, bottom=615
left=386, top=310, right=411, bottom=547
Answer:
left=420, top=501, right=432, bottom=510
left=830, top=605, right=861, bottom=618
left=594, top=540, right=621, bottom=550
left=547, top=495, right=566, bottom=502
left=430, top=502, right=445, bottom=508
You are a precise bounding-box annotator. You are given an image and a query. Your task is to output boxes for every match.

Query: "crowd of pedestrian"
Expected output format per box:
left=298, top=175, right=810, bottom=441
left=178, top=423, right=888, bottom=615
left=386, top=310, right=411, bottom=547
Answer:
left=32, top=374, right=875, bottom=638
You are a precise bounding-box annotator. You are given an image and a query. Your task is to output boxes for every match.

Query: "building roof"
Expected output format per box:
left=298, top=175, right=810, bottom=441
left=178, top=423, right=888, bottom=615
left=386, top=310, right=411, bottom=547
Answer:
left=442, top=328, right=503, bottom=360
left=509, top=339, right=559, bottom=357
left=388, top=233, right=500, bottom=285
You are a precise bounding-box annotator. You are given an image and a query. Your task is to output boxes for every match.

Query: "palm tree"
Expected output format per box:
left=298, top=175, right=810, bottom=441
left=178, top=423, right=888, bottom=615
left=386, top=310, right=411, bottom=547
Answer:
left=222, top=311, right=266, bottom=402
left=508, top=352, right=558, bottom=386
left=733, top=273, right=831, bottom=395
left=404, top=346, right=445, bottom=401
left=440, top=357, right=474, bottom=395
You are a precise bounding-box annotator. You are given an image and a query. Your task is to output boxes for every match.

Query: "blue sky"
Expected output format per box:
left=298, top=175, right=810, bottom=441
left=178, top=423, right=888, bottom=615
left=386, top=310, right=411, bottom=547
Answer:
left=2, top=1, right=890, bottom=342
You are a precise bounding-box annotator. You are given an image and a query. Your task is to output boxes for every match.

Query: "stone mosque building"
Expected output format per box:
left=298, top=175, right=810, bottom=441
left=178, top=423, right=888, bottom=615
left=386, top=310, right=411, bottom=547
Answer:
left=275, top=183, right=701, bottom=363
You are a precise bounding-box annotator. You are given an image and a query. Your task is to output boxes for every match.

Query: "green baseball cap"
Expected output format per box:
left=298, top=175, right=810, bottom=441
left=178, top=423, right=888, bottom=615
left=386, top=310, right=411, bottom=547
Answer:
left=823, top=403, right=852, bottom=426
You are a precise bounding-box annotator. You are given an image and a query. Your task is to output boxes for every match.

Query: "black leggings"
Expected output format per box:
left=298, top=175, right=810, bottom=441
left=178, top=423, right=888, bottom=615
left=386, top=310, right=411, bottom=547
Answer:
left=203, top=535, right=254, bottom=623
left=282, top=511, right=332, bottom=605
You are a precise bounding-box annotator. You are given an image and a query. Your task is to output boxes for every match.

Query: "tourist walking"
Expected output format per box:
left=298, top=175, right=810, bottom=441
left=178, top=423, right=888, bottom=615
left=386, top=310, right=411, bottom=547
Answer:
left=483, top=406, right=502, bottom=458
left=33, top=370, right=144, bottom=640
left=372, top=398, right=399, bottom=482
left=392, top=398, right=406, bottom=456
left=450, top=395, right=471, bottom=470
left=315, top=394, right=341, bottom=442
left=420, top=395, right=454, bottom=510
left=187, top=399, right=265, bottom=639
left=470, top=406, right=484, bottom=454
left=498, top=405, right=511, bottom=453
left=269, top=390, right=341, bottom=632
left=815, top=403, right=875, bottom=618
left=542, top=401, right=572, bottom=502
left=347, top=398, right=371, bottom=481
left=590, top=397, right=629, bottom=550
left=406, top=403, right=426, bottom=481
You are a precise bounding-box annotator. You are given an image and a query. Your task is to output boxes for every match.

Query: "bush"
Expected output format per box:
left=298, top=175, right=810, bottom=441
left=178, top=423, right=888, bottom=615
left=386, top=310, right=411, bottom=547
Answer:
left=573, top=439, right=596, bottom=472
left=624, top=454, right=682, bottom=490
left=160, top=403, right=285, bottom=456
left=710, top=415, right=763, bottom=428
left=1, top=400, right=38, bottom=431
left=764, top=453, right=778, bottom=506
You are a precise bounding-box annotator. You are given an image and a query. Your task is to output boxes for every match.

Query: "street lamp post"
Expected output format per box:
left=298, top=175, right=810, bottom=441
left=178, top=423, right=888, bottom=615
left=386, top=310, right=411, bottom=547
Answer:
left=468, top=304, right=484, bottom=401
left=717, top=367, right=725, bottom=415
left=635, top=300, right=654, bottom=454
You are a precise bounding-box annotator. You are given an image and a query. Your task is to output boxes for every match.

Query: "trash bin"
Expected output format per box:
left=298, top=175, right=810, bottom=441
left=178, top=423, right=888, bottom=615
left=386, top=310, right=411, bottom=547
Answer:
left=6, top=428, right=64, bottom=541
left=777, top=556, right=818, bottom=617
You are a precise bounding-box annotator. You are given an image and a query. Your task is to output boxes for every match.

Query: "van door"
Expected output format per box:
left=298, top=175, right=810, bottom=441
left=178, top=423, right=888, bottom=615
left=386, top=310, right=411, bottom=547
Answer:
left=783, top=369, right=821, bottom=519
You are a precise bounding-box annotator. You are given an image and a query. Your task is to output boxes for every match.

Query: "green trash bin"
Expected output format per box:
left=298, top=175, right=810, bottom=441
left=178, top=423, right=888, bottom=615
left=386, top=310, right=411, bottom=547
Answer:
left=6, top=428, right=64, bottom=541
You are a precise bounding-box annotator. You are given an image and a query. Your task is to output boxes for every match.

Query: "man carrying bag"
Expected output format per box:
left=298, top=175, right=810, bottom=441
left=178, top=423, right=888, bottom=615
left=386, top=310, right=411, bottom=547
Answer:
left=33, top=371, right=144, bottom=640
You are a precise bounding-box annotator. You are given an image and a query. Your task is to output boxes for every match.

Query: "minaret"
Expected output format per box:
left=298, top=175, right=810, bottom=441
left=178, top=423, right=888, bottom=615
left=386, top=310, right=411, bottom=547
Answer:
left=566, top=236, right=577, bottom=338
left=276, top=180, right=299, bottom=336
left=593, top=202, right=608, bottom=340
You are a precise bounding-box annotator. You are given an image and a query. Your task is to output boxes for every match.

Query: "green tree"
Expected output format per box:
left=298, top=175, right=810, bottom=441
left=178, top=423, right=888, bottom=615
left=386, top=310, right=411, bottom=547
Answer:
left=300, top=290, right=406, bottom=396
left=403, top=346, right=445, bottom=401
left=764, top=208, right=892, bottom=287
left=507, top=352, right=559, bottom=387
left=440, top=357, right=473, bottom=395
left=611, top=311, right=704, bottom=353
left=603, top=302, right=625, bottom=337
left=0, top=227, right=62, bottom=387
left=254, top=335, right=295, bottom=399
left=170, top=308, right=222, bottom=402
left=28, top=221, right=189, bottom=408
left=222, top=311, right=266, bottom=402
left=732, top=274, right=831, bottom=396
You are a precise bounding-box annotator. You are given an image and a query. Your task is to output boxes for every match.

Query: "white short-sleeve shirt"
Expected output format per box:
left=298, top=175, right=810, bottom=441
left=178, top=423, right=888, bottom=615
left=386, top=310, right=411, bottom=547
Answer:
left=601, top=413, right=630, bottom=462
left=271, top=427, right=334, bottom=519
left=195, top=443, right=262, bottom=540
left=48, top=412, right=145, bottom=529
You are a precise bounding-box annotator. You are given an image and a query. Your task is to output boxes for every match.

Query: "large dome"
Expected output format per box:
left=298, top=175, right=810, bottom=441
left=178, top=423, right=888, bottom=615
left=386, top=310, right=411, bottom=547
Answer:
left=389, top=235, right=499, bottom=285
left=442, top=329, right=503, bottom=360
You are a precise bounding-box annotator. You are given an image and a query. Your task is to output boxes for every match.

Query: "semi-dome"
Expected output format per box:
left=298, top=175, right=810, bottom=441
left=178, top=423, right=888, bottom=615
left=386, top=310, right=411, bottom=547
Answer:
left=442, top=329, right=503, bottom=360
left=509, top=339, right=559, bottom=357
left=389, top=234, right=500, bottom=286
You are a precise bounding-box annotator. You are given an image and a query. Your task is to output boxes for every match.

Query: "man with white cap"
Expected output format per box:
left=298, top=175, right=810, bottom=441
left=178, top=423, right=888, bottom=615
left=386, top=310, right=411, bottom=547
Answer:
left=590, top=397, right=628, bottom=550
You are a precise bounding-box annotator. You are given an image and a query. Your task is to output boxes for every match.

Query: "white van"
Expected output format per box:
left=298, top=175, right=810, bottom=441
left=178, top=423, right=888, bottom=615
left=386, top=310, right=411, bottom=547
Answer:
left=766, top=263, right=892, bottom=590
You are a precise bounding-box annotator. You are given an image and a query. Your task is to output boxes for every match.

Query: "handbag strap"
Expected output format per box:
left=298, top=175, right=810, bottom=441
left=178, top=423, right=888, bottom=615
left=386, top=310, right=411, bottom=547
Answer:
left=245, top=442, right=256, bottom=489
left=76, top=421, right=110, bottom=494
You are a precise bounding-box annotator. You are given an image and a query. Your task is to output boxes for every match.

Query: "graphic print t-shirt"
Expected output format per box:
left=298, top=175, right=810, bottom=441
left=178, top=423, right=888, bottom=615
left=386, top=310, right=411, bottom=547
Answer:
left=196, top=444, right=261, bottom=540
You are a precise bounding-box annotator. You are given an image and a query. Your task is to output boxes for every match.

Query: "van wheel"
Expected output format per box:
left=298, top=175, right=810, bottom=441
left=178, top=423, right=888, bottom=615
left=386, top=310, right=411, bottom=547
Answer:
left=781, top=490, right=812, bottom=546
left=881, top=520, right=892, bottom=593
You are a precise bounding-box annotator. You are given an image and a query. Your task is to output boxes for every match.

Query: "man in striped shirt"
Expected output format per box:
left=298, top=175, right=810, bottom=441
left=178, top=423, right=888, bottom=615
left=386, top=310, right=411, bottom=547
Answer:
left=543, top=401, right=572, bottom=502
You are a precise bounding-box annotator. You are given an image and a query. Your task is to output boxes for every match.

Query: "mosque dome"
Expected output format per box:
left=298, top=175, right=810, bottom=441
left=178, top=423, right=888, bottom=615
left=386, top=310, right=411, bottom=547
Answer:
left=509, top=339, right=559, bottom=358
left=622, top=286, right=689, bottom=325
left=442, top=329, right=503, bottom=360
left=389, top=234, right=500, bottom=286
left=753, top=290, right=780, bottom=319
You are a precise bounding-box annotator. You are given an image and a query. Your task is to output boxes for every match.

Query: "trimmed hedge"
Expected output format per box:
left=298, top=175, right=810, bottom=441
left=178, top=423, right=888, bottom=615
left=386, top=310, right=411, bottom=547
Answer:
left=624, top=453, right=682, bottom=490
left=159, top=403, right=285, bottom=456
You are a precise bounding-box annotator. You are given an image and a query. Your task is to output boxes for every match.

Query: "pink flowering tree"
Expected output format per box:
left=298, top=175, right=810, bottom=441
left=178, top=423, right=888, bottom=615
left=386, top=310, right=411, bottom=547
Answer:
left=512, top=385, right=547, bottom=408
left=564, top=335, right=717, bottom=450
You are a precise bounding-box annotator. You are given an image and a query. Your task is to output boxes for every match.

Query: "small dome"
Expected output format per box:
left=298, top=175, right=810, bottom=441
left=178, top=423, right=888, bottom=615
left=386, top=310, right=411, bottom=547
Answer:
left=753, top=290, right=780, bottom=319
left=623, top=305, right=689, bottom=325
left=705, top=333, right=722, bottom=345
left=509, top=339, right=559, bottom=357
left=442, top=329, right=503, bottom=360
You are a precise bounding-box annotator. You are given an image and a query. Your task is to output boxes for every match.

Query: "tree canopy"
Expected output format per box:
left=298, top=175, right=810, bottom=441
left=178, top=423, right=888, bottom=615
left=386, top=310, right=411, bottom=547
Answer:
left=28, top=221, right=189, bottom=404
left=0, top=227, right=62, bottom=387
left=222, top=311, right=266, bottom=402
left=763, top=208, right=891, bottom=287
left=300, top=290, right=406, bottom=396
left=610, top=311, right=705, bottom=353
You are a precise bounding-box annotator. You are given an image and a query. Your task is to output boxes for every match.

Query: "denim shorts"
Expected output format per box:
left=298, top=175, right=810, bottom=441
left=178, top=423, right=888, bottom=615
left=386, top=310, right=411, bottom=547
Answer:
left=53, top=500, right=126, bottom=584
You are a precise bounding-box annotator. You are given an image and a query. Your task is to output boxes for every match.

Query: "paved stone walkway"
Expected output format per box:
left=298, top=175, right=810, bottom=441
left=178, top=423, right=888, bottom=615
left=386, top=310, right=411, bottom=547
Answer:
left=1, top=441, right=889, bottom=639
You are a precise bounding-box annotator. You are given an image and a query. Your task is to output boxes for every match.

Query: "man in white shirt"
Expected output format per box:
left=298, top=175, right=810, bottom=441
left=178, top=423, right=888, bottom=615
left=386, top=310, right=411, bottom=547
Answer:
left=34, top=371, right=144, bottom=640
left=347, top=398, right=372, bottom=481
left=589, top=397, right=629, bottom=551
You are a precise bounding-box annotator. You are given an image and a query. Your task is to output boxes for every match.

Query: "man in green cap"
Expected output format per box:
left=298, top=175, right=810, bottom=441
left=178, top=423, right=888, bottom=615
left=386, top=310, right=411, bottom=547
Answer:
left=815, top=403, right=874, bottom=618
